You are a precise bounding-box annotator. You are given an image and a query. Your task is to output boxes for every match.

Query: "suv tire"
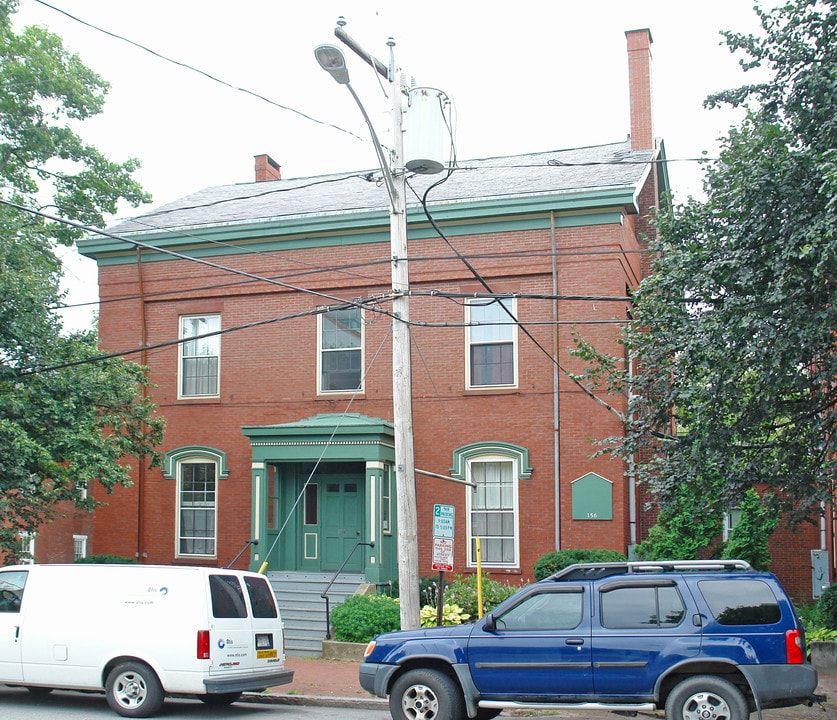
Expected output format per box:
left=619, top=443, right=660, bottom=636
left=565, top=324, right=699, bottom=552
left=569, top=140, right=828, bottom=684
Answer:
left=665, top=675, right=748, bottom=720
left=389, top=668, right=464, bottom=720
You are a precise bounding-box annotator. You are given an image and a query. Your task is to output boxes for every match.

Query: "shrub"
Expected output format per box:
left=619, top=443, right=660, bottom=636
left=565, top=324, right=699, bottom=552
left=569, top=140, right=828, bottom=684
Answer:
left=420, top=603, right=469, bottom=627
left=819, top=582, right=837, bottom=630
left=329, top=594, right=400, bottom=643
left=74, top=554, right=137, bottom=564
left=720, top=488, right=778, bottom=571
left=533, top=549, right=626, bottom=580
left=443, top=573, right=517, bottom=617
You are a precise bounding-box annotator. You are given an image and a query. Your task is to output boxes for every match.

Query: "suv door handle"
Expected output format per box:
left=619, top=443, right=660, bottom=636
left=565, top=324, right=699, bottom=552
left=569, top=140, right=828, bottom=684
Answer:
left=565, top=638, right=585, bottom=646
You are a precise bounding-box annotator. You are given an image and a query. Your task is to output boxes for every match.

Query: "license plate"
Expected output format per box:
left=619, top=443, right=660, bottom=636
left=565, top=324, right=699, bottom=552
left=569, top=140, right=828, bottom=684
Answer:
left=257, top=649, right=278, bottom=659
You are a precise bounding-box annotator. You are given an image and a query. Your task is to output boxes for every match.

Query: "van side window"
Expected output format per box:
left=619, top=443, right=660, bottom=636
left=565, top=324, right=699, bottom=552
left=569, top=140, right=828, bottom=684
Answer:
left=209, top=575, right=248, bottom=618
left=0, top=570, right=28, bottom=613
left=244, top=576, right=278, bottom=619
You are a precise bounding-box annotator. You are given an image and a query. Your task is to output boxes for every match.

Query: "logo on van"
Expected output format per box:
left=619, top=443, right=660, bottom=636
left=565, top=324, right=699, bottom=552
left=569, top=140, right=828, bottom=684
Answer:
left=218, top=638, right=234, bottom=649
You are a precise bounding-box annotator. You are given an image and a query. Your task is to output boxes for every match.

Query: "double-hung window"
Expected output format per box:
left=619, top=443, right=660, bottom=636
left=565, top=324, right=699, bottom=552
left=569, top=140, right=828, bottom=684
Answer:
left=319, top=307, right=363, bottom=393
left=177, top=461, right=217, bottom=557
left=179, top=314, right=220, bottom=397
left=466, top=298, right=517, bottom=388
left=467, top=457, right=519, bottom=567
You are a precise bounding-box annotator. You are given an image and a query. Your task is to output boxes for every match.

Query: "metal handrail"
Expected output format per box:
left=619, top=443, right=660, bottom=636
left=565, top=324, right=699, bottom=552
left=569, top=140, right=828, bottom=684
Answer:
left=321, top=540, right=375, bottom=639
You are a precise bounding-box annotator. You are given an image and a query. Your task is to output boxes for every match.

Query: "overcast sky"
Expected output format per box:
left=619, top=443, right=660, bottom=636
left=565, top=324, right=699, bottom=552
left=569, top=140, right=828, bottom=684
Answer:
left=12, top=0, right=776, bottom=331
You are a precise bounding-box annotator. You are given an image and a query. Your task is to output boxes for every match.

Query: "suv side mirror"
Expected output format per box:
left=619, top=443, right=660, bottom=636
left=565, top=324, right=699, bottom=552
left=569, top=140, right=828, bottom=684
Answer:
left=483, top=613, right=496, bottom=632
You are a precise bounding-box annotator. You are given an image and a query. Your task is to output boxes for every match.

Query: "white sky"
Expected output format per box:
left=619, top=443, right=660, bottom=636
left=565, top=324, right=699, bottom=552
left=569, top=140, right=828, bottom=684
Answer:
left=11, top=0, right=776, bottom=331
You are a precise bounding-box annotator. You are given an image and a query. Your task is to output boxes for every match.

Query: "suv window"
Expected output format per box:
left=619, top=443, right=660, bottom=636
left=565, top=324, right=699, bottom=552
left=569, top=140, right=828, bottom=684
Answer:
left=601, top=584, right=685, bottom=628
left=698, top=579, right=781, bottom=625
left=495, top=588, right=583, bottom=630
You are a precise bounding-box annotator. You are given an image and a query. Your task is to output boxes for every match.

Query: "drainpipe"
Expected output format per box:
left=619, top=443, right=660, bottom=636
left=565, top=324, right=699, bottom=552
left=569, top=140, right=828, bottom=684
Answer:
left=551, top=212, right=561, bottom=550
left=136, top=247, right=147, bottom=562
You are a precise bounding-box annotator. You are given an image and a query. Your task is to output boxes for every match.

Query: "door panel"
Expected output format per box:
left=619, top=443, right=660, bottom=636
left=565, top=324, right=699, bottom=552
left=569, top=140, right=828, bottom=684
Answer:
left=468, top=586, right=593, bottom=699
left=322, top=476, right=364, bottom=571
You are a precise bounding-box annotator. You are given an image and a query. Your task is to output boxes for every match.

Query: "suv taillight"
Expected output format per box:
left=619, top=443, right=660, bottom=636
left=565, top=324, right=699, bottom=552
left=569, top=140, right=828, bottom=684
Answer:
left=197, top=630, right=211, bottom=660
left=785, top=629, right=804, bottom=664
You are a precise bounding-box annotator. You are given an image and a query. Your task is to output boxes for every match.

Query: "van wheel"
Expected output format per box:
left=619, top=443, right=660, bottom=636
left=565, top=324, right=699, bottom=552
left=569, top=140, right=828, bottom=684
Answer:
left=105, top=661, right=165, bottom=718
left=389, top=668, right=464, bottom=720
left=665, top=675, right=749, bottom=720
left=200, top=691, right=242, bottom=706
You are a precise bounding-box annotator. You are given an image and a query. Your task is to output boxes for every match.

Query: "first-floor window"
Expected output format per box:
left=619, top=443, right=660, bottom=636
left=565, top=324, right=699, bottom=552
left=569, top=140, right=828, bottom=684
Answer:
left=18, top=532, right=35, bottom=564
left=467, top=458, right=518, bottom=567
left=73, top=535, right=88, bottom=561
left=178, top=461, right=217, bottom=557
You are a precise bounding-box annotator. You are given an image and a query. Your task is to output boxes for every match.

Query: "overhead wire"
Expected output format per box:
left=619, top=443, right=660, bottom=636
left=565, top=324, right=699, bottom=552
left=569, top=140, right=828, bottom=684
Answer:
left=32, top=0, right=366, bottom=143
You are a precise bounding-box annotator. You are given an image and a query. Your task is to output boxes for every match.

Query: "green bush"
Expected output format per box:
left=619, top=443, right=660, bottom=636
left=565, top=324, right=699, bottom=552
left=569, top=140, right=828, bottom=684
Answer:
left=533, top=549, right=626, bottom=580
left=819, top=582, right=837, bottom=630
left=443, top=573, right=517, bottom=617
left=74, top=554, right=137, bottom=564
left=329, top=594, right=400, bottom=643
left=420, top=603, right=469, bottom=627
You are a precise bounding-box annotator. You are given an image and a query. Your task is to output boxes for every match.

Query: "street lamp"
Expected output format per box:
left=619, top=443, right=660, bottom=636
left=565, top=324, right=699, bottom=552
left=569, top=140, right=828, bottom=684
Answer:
left=315, top=30, right=420, bottom=630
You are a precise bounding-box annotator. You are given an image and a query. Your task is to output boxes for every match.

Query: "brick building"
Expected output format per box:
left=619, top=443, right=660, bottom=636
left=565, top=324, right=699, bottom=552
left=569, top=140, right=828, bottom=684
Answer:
left=71, top=29, right=830, bottom=602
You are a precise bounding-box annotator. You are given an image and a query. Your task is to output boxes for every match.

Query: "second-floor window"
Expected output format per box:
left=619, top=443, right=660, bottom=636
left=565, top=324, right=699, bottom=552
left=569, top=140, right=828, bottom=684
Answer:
left=466, top=298, right=517, bottom=388
left=319, top=307, right=363, bottom=393
left=180, top=314, right=220, bottom=397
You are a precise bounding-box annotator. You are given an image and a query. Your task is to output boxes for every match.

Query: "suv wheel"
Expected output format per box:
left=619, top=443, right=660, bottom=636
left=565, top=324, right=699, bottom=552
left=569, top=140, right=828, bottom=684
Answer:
left=389, top=668, right=464, bottom=720
left=665, top=675, right=748, bottom=720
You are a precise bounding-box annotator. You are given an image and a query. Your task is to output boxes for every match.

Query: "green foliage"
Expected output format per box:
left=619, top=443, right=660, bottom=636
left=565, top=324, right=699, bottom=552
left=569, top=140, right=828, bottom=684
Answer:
left=819, top=583, right=837, bottom=631
left=533, top=549, right=627, bottom=580
left=720, top=488, right=778, bottom=570
left=74, top=554, right=137, bottom=564
left=420, top=603, right=469, bottom=627
left=443, top=573, right=518, bottom=617
left=0, top=1, right=162, bottom=563
left=570, top=0, right=837, bottom=522
left=329, top=594, right=401, bottom=643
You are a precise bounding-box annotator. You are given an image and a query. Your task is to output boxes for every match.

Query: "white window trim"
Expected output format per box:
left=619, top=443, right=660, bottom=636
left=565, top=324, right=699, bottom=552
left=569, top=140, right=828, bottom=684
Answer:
left=178, top=313, right=221, bottom=399
left=465, top=454, right=520, bottom=569
left=316, top=307, right=365, bottom=395
left=175, top=456, right=219, bottom=559
left=465, top=298, right=519, bottom=390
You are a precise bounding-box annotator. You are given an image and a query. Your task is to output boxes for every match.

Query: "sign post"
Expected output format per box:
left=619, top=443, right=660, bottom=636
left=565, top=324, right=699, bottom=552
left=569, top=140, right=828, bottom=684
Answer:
left=432, top=504, right=455, bottom=626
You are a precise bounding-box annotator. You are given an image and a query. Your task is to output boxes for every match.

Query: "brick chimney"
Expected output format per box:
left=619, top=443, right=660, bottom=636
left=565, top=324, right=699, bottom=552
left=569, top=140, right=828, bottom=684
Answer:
left=625, top=29, right=654, bottom=151
left=254, top=154, right=282, bottom=182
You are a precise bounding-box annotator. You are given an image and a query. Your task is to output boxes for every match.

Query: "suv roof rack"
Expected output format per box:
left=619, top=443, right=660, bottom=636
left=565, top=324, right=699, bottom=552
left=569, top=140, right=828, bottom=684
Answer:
left=548, top=559, right=753, bottom=582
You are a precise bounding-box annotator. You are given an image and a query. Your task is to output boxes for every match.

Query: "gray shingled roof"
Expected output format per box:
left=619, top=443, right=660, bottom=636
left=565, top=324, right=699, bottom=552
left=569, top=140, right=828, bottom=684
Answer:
left=109, top=139, right=655, bottom=235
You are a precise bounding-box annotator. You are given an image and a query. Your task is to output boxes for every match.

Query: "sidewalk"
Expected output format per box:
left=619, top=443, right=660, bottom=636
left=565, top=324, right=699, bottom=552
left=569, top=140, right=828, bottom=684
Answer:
left=247, top=655, right=837, bottom=717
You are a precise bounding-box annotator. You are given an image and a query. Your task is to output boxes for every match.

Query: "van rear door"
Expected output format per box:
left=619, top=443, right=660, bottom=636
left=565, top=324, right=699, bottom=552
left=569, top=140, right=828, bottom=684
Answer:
left=206, top=573, right=283, bottom=679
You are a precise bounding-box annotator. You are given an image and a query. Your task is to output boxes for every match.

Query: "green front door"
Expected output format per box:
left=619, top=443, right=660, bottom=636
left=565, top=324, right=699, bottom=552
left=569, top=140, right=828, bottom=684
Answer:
left=322, top=473, right=364, bottom=571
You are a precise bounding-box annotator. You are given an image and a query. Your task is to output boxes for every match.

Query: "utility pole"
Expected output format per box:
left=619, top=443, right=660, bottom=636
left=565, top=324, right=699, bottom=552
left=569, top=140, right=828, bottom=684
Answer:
left=315, top=21, right=420, bottom=629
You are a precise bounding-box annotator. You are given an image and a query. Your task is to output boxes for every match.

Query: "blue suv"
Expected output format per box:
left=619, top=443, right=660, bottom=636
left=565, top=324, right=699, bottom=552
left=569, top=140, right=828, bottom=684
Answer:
left=359, top=560, right=823, bottom=720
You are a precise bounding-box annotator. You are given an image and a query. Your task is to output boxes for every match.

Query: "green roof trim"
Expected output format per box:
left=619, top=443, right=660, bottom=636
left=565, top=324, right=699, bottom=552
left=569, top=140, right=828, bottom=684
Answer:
left=79, top=202, right=629, bottom=266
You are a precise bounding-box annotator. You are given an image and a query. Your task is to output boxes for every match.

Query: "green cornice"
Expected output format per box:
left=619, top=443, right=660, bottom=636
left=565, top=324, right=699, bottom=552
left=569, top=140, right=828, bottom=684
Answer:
left=78, top=187, right=637, bottom=266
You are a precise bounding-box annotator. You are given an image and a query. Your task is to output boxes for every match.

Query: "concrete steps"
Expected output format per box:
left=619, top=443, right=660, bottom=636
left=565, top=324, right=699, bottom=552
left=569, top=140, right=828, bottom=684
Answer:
left=268, top=571, right=365, bottom=656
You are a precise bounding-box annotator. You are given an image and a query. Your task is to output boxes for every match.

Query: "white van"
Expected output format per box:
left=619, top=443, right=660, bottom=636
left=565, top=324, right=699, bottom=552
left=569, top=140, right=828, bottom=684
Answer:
left=0, top=563, right=293, bottom=717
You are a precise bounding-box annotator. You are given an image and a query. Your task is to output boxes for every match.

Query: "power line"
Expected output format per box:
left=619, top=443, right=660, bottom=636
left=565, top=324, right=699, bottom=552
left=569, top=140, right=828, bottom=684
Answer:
left=32, top=0, right=365, bottom=143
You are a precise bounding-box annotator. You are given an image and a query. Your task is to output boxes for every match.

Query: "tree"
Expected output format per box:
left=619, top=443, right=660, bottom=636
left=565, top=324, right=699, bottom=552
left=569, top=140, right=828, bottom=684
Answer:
left=0, top=0, right=163, bottom=562
left=574, top=0, right=837, bottom=523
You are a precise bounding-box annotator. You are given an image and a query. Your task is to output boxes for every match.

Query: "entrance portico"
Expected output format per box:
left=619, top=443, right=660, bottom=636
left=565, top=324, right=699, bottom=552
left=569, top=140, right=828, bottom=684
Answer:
left=242, top=414, right=396, bottom=585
